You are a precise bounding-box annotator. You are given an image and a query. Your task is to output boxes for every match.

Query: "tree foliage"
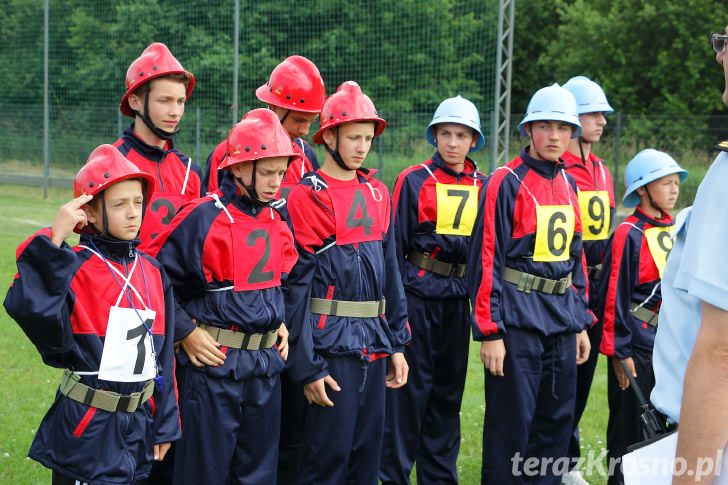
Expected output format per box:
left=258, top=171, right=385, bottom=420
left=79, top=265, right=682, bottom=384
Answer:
left=0, top=0, right=497, bottom=116
left=514, top=0, right=727, bottom=115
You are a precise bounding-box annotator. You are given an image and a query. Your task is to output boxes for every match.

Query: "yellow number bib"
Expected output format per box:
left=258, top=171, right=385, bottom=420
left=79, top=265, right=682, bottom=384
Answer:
left=435, top=183, right=479, bottom=236
left=644, top=226, right=674, bottom=277
left=534, top=205, right=575, bottom=262
left=578, top=191, right=610, bottom=241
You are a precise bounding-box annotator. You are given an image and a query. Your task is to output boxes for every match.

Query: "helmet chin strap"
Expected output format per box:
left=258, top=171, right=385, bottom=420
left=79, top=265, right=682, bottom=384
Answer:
left=644, top=186, right=666, bottom=219
left=134, top=83, right=179, bottom=141
left=90, top=183, right=149, bottom=240
left=235, top=160, right=269, bottom=207
left=323, top=127, right=353, bottom=171
left=578, top=138, right=587, bottom=164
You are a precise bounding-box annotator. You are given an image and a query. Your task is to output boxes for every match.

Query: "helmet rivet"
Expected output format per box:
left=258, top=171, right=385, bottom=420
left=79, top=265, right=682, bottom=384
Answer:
left=300, top=99, right=305, bottom=103
left=286, top=95, right=291, bottom=100
left=245, top=146, right=250, bottom=152
left=104, top=173, right=110, bottom=178
left=270, top=88, right=273, bottom=92
left=261, top=145, right=267, bottom=150
left=89, top=182, right=94, bottom=187
left=139, top=71, right=144, bottom=76
left=153, top=66, right=158, bottom=70
left=329, top=115, right=334, bottom=120
left=342, top=111, right=347, bottom=116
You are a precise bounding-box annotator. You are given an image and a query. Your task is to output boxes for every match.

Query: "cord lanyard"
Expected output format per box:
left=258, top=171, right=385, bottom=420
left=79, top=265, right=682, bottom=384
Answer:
left=83, top=242, right=164, bottom=392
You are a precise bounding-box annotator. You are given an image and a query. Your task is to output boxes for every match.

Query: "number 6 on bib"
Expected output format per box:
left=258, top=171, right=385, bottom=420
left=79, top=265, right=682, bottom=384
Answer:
left=533, top=205, right=575, bottom=262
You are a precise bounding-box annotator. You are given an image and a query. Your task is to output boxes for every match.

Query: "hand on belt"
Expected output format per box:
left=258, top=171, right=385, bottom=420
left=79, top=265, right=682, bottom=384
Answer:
left=197, top=323, right=278, bottom=350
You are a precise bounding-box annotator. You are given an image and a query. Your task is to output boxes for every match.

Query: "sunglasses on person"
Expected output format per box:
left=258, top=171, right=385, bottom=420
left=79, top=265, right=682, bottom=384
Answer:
left=711, top=32, right=728, bottom=53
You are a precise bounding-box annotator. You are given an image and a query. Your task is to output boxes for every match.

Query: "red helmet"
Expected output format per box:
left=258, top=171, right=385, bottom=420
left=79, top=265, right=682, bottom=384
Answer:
left=74, top=145, right=155, bottom=234
left=312, top=81, right=386, bottom=144
left=255, top=56, right=326, bottom=113
left=219, top=108, right=301, bottom=170
left=120, top=43, right=195, bottom=117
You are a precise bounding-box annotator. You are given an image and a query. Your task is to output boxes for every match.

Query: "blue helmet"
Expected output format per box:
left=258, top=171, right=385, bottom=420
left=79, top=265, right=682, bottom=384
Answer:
left=426, top=95, right=485, bottom=152
left=518, top=84, right=582, bottom=138
left=562, top=76, right=614, bottom=115
left=622, top=149, right=688, bottom=207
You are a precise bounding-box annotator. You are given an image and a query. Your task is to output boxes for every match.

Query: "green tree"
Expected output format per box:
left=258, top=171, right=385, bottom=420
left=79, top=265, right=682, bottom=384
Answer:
left=540, top=0, right=725, bottom=115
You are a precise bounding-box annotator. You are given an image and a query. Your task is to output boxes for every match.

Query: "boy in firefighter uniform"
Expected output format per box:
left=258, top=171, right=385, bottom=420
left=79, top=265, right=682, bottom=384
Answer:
left=467, top=84, right=594, bottom=485
left=4, top=145, right=180, bottom=484
left=561, top=75, right=616, bottom=485
left=285, top=81, right=411, bottom=485
left=203, top=55, right=325, bottom=198
left=598, top=149, right=686, bottom=485
left=380, top=95, right=487, bottom=484
left=147, top=108, right=297, bottom=484
left=115, top=42, right=203, bottom=251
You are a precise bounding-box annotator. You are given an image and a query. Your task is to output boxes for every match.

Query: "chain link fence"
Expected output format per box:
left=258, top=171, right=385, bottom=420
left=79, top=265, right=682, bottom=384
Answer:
left=0, top=0, right=498, bottom=187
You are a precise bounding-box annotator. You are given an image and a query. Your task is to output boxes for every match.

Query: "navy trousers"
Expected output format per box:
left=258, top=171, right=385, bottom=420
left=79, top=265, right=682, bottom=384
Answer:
left=297, top=355, right=387, bottom=485
left=568, top=318, right=603, bottom=464
left=277, top=371, right=306, bottom=485
left=606, top=346, right=655, bottom=485
left=482, top=328, right=577, bottom=485
left=380, top=291, right=470, bottom=484
left=173, top=367, right=281, bottom=485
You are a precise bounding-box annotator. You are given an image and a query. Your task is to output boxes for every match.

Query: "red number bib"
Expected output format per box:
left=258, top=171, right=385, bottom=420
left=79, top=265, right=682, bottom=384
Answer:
left=140, top=193, right=184, bottom=249
left=328, top=185, right=386, bottom=245
left=230, top=218, right=284, bottom=290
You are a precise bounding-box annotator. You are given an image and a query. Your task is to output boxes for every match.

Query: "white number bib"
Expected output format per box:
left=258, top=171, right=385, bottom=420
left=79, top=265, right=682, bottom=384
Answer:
left=98, top=307, right=156, bottom=382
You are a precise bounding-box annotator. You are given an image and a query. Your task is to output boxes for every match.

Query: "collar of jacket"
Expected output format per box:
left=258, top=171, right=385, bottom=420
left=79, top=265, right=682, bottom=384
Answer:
left=633, top=205, right=674, bottom=228
left=561, top=149, right=604, bottom=170
left=80, top=232, right=141, bottom=263
left=519, top=147, right=566, bottom=179
left=431, top=151, right=480, bottom=179
left=219, top=180, right=269, bottom=217
left=122, top=124, right=176, bottom=161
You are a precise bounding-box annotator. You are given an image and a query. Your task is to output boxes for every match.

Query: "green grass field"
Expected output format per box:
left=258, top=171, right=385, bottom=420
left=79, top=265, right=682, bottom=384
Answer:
left=0, top=183, right=613, bottom=484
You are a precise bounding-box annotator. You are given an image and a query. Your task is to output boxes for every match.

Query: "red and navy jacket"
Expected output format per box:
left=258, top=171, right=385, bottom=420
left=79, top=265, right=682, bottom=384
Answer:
left=114, top=124, right=204, bottom=251
left=202, top=136, right=319, bottom=199
left=467, top=148, right=595, bottom=340
left=147, top=182, right=298, bottom=381
left=599, top=207, right=673, bottom=359
left=562, top=150, right=616, bottom=268
left=392, top=152, right=487, bottom=299
left=285, top=168, right=412, bottom=384
left=3, top=231, right=180, bottom=483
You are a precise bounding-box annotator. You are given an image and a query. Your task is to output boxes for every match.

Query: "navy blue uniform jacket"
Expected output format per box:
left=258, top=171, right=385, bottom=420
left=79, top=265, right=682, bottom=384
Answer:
left=3, top=230, right=180, bottom=484
left=114, top=125, right=204, bottom=249
left=599, top=207, right=673, bottom=359
left=148, top=182, right=297, bottom=381
left=392, top=152, right=487, bottom=299
left=467, top=149, right=595, bottom=340
left=285, top=169, right=412, bottom=384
